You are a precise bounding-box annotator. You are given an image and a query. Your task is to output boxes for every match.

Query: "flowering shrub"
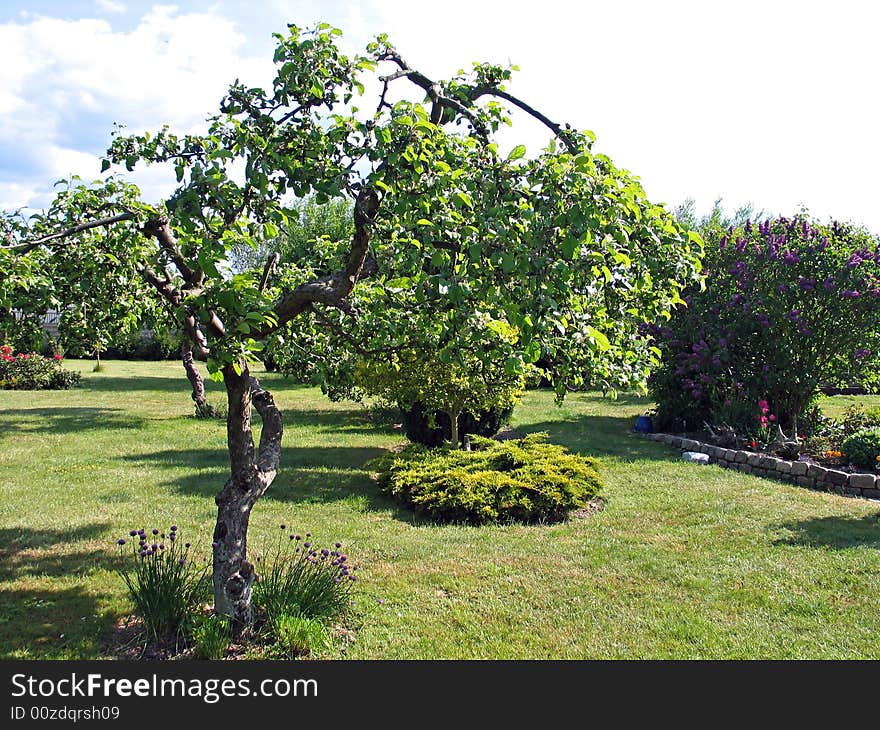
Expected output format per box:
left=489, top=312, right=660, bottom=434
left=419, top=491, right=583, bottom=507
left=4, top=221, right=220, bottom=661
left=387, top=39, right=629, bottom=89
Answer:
left=373, top=432, right=603, bottom=524
left=252, top=526, right=357, bottom=628
left=841, top=428, right=880, bottom=468
left=0, top=345, right=81, bottom=390
left=115, top=525, right=209, bottom=641
left=649, top=214, right=880, bottom=435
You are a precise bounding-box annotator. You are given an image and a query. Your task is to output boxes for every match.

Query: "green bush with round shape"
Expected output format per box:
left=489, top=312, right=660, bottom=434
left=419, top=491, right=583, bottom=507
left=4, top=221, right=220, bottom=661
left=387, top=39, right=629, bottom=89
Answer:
left=841, top=427, right=880, bottom=468
left=373, top=432, right=603, bottom=524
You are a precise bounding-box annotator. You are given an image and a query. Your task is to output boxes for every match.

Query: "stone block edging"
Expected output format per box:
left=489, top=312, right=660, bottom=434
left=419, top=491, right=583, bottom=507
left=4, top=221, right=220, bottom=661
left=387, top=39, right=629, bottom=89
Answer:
left=639, top=432, right=880, bottom=501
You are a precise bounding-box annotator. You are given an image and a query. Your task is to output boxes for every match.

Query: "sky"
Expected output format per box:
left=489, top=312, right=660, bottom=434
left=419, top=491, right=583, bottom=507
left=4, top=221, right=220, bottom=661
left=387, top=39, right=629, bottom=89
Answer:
left=1, top=0, right=879, bottom=230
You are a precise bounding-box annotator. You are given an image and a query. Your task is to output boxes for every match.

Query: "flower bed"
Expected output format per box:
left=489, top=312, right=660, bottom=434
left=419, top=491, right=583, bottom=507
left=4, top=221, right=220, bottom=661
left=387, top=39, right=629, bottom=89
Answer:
left=640, top=432, right=880, bottom=500
left=0, top=345, right=80, bottom=389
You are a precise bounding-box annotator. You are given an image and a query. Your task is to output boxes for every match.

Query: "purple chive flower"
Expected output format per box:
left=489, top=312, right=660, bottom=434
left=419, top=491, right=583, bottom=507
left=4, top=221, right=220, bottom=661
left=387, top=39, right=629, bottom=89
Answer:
left=129, top=530, right=137, bottom=537
left=178, top=558, right=186, bottom=565
left=280, top=524, right=286, bottom=530
left=306, top=532, right=311, bottom=537
left=304, top=542, right=311, bottom=548
left=294, top=534, right=301, bottom=541
left=378, top=599, right=385, bottom=605
left=152, top=529, right=159, bottom=535
left=290, top=534, right=296, bottom=540
left=321, top=549, right=329, bottom=556
left=335, top=542, right=342, bottom=548
left=170, top=532, right=176, bottom=541
left=159, top=544, right=165, bottom=550
left=185, top=542, right=191, bottom=548
left=138, top=529, right=145, bottom=536
left=349, top=575, right=356, bottom=581
left=117, top=538, right=126, bottom=545
left=161, top=533, right=165, bottom=539
left=170, top=525, right=177, bottom=532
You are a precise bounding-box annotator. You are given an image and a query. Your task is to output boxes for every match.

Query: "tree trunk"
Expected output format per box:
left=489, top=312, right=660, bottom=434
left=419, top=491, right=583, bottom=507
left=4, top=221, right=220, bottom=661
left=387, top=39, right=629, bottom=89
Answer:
left=448, top=408, right=461, bottom=449
left=213, top=363, right=283, bottom=635
left=181, top=341, right=212, bottom=415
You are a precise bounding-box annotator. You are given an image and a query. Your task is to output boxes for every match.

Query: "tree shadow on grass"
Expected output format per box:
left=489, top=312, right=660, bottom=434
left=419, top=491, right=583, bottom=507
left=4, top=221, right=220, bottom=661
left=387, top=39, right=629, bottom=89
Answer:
left=515, top=414, right=679, bottom=461
left=774, top=514, right=880, bottom=550
left=117, top=445, right=410, bottom=516
left=0, top=524, right=124, bottom=659
left=0, top=407, right=147, bottom=438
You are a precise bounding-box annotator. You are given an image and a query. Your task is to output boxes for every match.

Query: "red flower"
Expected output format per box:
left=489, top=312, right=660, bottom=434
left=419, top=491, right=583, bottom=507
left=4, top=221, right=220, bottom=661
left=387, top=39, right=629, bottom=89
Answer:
left=751, top=440, right=757, bottom=448
left=54, top=354, right=63, bottom=361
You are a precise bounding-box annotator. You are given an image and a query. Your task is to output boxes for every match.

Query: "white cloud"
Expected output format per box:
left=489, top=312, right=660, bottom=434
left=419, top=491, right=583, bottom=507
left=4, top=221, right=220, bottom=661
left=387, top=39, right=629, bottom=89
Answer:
left=0, top=5, right=273, bottom=209
left=95, top=0, right=127, bottom=13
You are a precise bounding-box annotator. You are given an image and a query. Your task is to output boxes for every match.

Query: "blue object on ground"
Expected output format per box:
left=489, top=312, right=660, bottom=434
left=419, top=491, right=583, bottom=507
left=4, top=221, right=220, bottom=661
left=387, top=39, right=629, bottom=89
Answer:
left=634, top=415, right=653, bottom=433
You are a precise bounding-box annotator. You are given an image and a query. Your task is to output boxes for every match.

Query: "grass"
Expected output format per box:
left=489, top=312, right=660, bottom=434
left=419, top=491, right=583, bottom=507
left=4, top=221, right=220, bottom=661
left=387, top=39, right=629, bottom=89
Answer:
left=1, top=360, right=880, bottom=659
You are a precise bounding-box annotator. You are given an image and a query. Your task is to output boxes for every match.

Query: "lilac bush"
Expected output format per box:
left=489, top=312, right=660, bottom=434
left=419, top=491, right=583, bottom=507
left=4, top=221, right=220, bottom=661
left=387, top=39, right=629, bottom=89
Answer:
left=649, top=214, right=880, bottom=436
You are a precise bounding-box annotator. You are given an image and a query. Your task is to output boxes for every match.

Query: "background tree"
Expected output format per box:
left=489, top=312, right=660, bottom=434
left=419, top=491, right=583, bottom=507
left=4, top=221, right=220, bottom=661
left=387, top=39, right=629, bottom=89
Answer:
left=2, top=24, right=702, bottom=633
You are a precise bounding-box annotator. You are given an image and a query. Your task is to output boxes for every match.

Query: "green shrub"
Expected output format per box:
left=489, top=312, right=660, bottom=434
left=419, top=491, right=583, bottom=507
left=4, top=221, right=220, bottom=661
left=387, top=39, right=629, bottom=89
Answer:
left=115, top=525, right=209, bottom=642
left=841, top=428, right=880, bottom=468
left=190, top=614, right=231, bottom=659
left=272, top=613, right=333, bottom=658
left=374, top=433, right=603, bottom=524
left=252, top=527, right=357, bottom=626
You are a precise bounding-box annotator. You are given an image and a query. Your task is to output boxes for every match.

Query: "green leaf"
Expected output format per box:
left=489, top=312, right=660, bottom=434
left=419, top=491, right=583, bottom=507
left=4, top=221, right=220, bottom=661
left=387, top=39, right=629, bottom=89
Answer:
left=523, top=340, right=541, bottom=364
left=507, top=144, right=526, bottom=161
left=586, top=326, right=611, bottom=351
left=560, top=237, right=579, bottom=260
left=454, top=192, right=473, bottom=209
left=100, top=159, right=111, bottom=173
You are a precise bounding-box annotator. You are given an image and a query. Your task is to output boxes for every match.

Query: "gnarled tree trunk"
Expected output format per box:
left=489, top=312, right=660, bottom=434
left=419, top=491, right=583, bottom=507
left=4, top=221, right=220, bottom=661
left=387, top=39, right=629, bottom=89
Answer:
left=213, top=363, right=282, bottom=635
left=181, top=341, right=212, bottom=415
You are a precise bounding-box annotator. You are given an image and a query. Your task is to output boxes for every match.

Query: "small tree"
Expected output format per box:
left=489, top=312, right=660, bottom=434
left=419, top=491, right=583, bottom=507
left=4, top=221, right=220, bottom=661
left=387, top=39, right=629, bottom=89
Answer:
left=2, top=24, right=702, bottom=632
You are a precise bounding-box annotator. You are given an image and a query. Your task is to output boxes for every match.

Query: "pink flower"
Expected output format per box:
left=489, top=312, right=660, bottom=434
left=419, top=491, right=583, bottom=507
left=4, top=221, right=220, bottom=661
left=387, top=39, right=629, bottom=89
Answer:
left=769, top=414, right=776, bottom=422
left=53, top=354, right=63, bottom=361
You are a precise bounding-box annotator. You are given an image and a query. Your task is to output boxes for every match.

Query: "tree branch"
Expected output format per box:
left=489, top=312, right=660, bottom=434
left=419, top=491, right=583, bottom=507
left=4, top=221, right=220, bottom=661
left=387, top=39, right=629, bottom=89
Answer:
left=6, top=213, right=136, bottom=254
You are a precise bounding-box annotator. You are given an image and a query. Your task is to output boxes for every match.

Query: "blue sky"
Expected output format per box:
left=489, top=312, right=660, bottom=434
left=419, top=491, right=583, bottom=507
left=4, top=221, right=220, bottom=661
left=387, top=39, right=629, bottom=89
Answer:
left=2, top=1, right=879, bottom=230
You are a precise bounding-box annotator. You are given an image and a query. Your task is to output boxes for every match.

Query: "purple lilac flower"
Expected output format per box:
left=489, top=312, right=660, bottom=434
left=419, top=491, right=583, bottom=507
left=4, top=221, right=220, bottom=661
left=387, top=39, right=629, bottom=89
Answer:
left=841, top=290, right=861, bottom=298
left=798, top=277, right=816, bottom=291
left=855, top=348, right=872, bottom=359
left=782, top=250, right=799, bottom=265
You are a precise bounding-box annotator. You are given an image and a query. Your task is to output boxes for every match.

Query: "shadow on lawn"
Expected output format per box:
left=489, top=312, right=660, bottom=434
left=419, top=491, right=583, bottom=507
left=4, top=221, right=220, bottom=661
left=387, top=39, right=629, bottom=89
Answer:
left=774, top=513, right=880, bottom=550
left=517, top=414, right=677, bottom=461
left=0, top=407, right=147, bottom=437
left=117, top=445, right=409, bottom=515
left=0, top=524, right=123, bottom=659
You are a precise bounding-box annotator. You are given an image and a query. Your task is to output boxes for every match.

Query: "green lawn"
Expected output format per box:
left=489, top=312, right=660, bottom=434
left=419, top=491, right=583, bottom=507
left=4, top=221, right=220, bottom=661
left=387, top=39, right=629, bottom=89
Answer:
left=2, top=360, right=880, bottom=659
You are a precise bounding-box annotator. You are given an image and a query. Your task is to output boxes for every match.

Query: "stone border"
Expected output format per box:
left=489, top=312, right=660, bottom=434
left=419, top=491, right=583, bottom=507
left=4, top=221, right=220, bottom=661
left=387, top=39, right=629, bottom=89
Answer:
left=638, top=432, right=880, bottom=501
